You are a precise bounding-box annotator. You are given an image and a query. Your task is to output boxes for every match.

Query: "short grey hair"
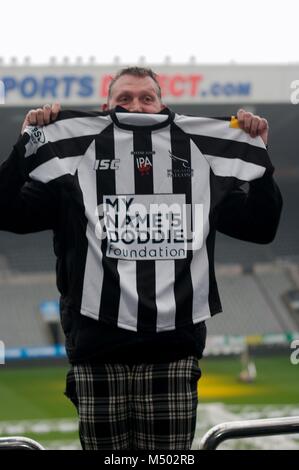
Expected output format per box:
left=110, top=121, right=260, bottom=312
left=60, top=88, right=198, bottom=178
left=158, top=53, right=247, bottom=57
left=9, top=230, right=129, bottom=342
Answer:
left=108, top=66, right=162, bottom=100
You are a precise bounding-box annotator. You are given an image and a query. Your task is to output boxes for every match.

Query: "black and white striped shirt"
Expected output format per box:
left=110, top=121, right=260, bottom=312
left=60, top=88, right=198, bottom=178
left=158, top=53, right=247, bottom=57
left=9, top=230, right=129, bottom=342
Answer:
left=17, top=106, right=274, bottom=334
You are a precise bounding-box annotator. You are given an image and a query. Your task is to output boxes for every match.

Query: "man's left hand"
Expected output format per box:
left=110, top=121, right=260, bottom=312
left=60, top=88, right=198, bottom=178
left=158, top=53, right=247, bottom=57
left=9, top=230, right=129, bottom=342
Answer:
left=237, top=109, right=269, bottom=145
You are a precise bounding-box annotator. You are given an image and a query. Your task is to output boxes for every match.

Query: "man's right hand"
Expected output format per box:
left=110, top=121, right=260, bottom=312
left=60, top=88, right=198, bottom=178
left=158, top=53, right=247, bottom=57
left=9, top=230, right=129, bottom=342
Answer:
left=21, top=103, right=61, bottom=135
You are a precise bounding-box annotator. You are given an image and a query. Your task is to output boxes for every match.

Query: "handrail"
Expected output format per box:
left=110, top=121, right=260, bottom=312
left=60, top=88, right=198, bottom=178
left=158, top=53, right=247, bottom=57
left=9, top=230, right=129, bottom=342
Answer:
left=199, top=416, right=299, bottom=450
left=0, top=436, right=45, bottom=450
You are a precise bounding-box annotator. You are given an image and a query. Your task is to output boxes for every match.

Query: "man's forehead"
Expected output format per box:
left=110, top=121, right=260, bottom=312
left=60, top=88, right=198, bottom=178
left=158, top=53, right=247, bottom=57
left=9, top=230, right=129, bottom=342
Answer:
left=111, top=75, right=158, bottom=95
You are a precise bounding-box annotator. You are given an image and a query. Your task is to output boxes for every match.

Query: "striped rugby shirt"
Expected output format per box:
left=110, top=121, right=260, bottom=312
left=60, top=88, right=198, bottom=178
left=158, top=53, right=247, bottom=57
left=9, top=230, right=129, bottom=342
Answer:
left=17, top=106, right=274, bottom=334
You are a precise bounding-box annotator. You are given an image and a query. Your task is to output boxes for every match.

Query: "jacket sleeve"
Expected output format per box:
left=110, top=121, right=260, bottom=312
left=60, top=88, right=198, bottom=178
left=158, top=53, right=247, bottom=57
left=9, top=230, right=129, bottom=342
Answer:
left=216, top=172, right=283, bottom=244
left=0, top=146, right=59, bottom=234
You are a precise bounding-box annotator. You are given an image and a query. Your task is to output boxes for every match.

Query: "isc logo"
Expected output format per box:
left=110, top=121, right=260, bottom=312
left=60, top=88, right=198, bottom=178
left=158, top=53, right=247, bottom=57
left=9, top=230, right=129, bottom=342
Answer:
left=94, top=159, right=120, bottom=170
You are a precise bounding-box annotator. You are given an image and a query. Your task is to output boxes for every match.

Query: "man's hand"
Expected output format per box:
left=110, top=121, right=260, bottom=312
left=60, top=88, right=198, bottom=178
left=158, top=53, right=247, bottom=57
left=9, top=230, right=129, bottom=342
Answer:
left=237, top=109, right=269, bottom=145
left=21, top=103, right=61, bottom=135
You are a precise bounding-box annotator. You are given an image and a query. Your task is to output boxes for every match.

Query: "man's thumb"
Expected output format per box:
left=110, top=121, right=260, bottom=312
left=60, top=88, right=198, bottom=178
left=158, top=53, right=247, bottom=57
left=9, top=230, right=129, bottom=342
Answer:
left=51, top=102, right=61, bottom=120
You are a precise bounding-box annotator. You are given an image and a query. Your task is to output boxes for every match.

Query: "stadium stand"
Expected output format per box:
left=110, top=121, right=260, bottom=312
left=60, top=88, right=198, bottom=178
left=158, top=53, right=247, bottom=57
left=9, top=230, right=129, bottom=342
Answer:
left=0, top=232, right=55, bottom=273
left=207, top=263, right=298, bottom=337
left=254, top=264, right=299, bottom=331
left=0, top=273, right=60, bottom=348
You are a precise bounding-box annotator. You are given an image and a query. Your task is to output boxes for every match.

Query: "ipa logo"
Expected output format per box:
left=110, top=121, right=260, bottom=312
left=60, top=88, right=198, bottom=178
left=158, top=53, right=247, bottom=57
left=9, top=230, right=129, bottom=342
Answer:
left=0, top=341, right=4, bottom=364
left=0, top=80, right=5, bottom=104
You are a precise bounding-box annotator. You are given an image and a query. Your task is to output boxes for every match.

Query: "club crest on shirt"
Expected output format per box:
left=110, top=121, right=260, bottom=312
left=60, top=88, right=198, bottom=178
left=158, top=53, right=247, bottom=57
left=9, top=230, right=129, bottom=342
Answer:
left=167, top=151, right=193, bottom=178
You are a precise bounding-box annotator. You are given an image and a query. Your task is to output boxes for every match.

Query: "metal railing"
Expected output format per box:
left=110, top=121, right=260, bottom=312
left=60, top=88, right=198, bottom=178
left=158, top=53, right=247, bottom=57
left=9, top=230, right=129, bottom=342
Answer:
left=0, top=437, right=45, bottom=450
left=1, top=417, right=299, bottom=450
left=199, top=416, right=299, bottom=450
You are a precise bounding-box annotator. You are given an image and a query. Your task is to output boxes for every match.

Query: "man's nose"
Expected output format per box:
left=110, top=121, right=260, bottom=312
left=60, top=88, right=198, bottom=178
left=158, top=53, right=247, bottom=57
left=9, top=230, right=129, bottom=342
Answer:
left=130, top=99, right=143, bottom=112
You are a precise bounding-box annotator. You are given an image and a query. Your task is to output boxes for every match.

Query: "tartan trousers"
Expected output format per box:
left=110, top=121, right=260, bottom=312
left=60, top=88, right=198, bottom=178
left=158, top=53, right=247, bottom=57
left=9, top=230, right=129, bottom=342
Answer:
left=65, top=356, right=201, bottom=450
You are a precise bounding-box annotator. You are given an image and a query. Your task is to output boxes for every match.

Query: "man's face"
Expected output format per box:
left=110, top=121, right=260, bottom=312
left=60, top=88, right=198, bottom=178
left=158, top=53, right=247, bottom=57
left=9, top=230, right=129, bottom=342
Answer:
left=102, top=75, right=165, bottom=113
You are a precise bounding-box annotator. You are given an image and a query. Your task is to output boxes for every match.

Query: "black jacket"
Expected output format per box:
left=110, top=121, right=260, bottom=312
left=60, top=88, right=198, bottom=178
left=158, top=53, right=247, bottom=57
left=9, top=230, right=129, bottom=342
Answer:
left=0, top=133, right=282, bottom=364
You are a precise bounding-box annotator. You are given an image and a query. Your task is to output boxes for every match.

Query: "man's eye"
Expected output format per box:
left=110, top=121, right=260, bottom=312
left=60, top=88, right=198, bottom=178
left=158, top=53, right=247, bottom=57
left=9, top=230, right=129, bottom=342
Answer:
left=119, top=97, right=128, bottom=102
left=144, top=96, right=153, bottom=102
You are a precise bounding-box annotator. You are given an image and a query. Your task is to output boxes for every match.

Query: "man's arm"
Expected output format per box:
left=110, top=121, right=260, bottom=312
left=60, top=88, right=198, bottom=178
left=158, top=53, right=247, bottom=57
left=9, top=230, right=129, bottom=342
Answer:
left=217, top=109, right=281, bottom=243
left=0, top=146, right=59, bottom=234
left=216, top=172, right=283, bottom=244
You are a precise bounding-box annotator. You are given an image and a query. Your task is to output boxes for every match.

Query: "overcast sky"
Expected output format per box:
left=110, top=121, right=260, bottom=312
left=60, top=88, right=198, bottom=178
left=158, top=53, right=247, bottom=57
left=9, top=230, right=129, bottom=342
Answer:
left=1, top=0, right=299, bottom=65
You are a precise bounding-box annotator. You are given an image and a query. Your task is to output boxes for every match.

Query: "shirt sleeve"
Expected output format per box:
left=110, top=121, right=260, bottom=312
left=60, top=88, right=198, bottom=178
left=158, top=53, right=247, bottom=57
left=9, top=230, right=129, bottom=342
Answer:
left=206, top=125, right=274, bottom=183
left=14, top=123, right=86, bottom=183
left=216, top=172, right=283, bottom=244
left=189, top=116, right=275, bottom=187
left=0, top=146, right=59, bottom=233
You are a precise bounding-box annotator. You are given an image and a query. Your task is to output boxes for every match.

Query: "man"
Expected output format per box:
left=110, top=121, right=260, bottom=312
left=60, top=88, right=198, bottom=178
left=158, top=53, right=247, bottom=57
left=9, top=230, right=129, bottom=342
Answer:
left=1, top=67, right=282, bottom=450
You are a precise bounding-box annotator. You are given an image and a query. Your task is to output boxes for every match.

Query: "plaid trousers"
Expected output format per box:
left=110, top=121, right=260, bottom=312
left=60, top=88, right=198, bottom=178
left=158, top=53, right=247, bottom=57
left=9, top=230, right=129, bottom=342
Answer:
left=65, top=356, right=201, bottom=450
